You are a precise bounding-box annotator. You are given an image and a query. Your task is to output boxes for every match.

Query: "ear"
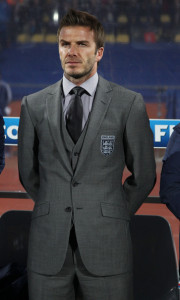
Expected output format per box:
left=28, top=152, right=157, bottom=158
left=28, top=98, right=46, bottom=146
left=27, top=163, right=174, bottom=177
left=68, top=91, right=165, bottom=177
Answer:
left=96, top=47, right=104, bottom=63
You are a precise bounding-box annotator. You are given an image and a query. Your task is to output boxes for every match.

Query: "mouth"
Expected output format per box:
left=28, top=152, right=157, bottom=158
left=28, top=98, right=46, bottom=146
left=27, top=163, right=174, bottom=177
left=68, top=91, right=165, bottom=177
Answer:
left=65, top=60, right=81, bottom=65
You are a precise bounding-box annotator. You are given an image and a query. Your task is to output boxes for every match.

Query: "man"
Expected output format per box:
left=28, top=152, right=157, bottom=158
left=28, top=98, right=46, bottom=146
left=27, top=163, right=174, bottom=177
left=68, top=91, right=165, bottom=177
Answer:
left=0, top=72, right=12, bottom=116
left=18, top=9, right=156, bottom=300
left=160, top=123, right=180, bottom=279
left=160, top=123, right=180, bottom=220
left=0, top=111, right=5, bottom=174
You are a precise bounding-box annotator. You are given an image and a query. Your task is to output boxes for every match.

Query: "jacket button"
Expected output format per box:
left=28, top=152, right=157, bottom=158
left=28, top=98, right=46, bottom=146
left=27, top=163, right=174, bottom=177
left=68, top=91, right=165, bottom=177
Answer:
left=74, top=152, right=79, bottom=156
left=72, top=182, right=79, bottom=187
left=65, top=207, right=72, bottom=212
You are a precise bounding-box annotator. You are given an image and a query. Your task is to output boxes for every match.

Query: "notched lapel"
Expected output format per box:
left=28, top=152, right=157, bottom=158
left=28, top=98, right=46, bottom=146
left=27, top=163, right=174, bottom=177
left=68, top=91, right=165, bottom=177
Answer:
left=46, top=81, right=72, bottom=175
left=74, top=78, right=113, bottom=177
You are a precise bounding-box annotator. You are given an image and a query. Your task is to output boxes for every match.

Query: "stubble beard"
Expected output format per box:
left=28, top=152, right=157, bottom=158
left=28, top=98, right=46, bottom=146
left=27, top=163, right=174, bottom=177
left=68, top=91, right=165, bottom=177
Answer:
left=65, top=67, right=93, bottom=80
left=63, top=57, right=96, bottom=81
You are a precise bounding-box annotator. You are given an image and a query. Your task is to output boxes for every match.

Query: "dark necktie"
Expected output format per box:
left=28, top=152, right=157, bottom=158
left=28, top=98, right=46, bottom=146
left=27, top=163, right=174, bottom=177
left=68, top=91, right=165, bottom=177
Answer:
left=66, top=86, right=86, bottom=143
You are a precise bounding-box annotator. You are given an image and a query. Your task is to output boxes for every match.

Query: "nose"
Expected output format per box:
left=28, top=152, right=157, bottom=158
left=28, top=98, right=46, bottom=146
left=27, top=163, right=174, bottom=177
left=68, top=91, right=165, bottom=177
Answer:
left=68, top=44, right=77, bottom=55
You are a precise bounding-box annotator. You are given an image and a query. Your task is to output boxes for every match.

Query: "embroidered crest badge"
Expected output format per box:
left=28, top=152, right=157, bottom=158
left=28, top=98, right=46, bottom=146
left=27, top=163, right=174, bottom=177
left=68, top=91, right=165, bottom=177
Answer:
left=101, top=135, right=115, bottom=156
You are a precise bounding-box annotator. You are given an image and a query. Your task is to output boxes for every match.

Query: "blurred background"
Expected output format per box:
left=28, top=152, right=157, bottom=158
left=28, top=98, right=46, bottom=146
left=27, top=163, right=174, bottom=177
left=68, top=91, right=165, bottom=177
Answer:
left=0, top=0, right=179, bottom=254
left=1, top=0, right=180, bottom=191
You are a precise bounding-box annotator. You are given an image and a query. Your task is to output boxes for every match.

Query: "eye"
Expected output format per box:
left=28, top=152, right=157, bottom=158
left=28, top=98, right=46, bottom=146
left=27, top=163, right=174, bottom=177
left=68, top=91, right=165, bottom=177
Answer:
left=78, top=42, right=88, bottom=47
left=60, top=41, right=70, bottom=47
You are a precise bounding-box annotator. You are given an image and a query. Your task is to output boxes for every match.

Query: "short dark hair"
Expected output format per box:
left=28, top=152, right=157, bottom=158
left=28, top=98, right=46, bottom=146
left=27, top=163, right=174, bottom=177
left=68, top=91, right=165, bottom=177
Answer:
left=57, top=9, right=105, bottom=50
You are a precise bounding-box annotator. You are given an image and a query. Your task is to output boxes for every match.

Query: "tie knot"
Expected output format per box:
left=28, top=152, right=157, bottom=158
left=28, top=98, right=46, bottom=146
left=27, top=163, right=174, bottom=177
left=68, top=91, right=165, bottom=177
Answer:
left=70, top=86, right=87, bottom=97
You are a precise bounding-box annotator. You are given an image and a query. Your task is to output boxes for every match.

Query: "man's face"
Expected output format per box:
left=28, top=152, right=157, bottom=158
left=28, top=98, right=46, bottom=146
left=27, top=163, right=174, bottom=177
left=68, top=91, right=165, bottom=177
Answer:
left=58, top=26, right=104, bottom=84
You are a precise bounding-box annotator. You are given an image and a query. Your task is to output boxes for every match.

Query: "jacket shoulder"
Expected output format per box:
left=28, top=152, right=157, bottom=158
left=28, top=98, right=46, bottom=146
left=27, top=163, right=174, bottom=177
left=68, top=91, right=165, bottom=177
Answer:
left=173, top=122, right=180, bottom=134
left=24, top=80, right=61, bottom=104
left=163, top=122, right=180, bottom=161
left=20, top=80, right=61, bottom=125
left=98, top=76, right=140, bottom=99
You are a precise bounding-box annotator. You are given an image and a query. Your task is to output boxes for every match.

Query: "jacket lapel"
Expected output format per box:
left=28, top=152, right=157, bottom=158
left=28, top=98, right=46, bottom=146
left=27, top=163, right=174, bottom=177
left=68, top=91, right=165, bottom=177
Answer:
left=46, top=80, right=73, bottom=175
left=74, top=76, right=113, bottom=178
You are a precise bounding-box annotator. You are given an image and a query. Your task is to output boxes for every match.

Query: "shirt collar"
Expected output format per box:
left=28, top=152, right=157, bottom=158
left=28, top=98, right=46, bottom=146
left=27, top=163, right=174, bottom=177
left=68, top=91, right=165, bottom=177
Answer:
left=62, top=73, right=98, bottom=97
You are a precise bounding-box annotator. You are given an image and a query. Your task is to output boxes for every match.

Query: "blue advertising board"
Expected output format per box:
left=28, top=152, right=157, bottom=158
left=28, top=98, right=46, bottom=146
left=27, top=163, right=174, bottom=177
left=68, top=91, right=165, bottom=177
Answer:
left=4, top=117, right=19, bottom=146
left=150, top=119, right=180, bottom=148
left=3, top=117, right=180, bottom=148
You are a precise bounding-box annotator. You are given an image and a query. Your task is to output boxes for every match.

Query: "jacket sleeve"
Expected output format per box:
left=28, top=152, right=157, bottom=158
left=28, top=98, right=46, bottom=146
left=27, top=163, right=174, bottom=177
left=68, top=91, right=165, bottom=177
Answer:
left=18, top=97, right=39, bottom=201
left=0, top=115, right=5, bottom=174
left=160, top=126, right=180, bottom=220
left=160, top=152, right=180, bottom=220
left=123, top=93, right=156, bottom=215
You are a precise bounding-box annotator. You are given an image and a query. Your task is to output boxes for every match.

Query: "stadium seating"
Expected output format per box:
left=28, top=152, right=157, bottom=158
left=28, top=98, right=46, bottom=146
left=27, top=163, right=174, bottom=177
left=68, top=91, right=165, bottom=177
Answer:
left=44, top=34, right=57, bottom=43
left=174, top=33, right=180, bottom=43
left=16, top=33, right=30, bottom=43
left=116, top=33, right=130, bottom=43
left=160, top=14, right=171, bottom=24
left=0, top=210, right=32, bottom=267
left=117, top=14, right=128, bottom=24
left=130, top=215, right=179, bottom=300
left=31, top=34, right=44, bottom=43
left=105, top=33, right=116, bottom=43
left=0, top=210, right=32, bottom=299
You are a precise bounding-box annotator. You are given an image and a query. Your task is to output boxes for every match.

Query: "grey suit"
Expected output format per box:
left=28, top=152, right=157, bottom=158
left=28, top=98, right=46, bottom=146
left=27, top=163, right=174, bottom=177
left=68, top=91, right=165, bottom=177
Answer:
left=18, top=75, right=156, bottom=297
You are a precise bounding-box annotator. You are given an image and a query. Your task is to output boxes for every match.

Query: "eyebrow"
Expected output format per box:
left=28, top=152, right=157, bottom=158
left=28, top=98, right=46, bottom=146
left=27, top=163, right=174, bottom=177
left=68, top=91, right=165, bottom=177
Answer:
left=60, top=39, right=90, bottom=44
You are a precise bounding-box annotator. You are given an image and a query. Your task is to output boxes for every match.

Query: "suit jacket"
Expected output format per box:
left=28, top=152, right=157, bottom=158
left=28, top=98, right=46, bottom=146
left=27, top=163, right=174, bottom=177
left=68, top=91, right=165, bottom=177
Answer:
left=18, top=76, right=156, bottom=276
left=0, top=113, right=5, bottom=174
left=160, top=123, right=180, bottom=220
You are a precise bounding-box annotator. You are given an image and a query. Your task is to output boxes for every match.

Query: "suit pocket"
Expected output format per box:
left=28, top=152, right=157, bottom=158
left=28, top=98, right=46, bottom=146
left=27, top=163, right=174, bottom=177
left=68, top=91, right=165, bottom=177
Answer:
left=101, top=202, right=130, bottom=221
left=32, top=202, right=50, bottom=219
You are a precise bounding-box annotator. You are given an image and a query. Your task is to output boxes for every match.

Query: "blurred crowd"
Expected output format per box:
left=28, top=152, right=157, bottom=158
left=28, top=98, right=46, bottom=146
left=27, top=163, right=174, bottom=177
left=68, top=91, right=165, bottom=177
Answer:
left=0, top=0, right=180, bottom=49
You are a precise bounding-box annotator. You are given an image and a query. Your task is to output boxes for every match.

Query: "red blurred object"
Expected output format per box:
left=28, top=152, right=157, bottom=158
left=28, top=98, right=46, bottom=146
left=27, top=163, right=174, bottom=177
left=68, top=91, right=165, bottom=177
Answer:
left=144, top=32, right=156, bottom=43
